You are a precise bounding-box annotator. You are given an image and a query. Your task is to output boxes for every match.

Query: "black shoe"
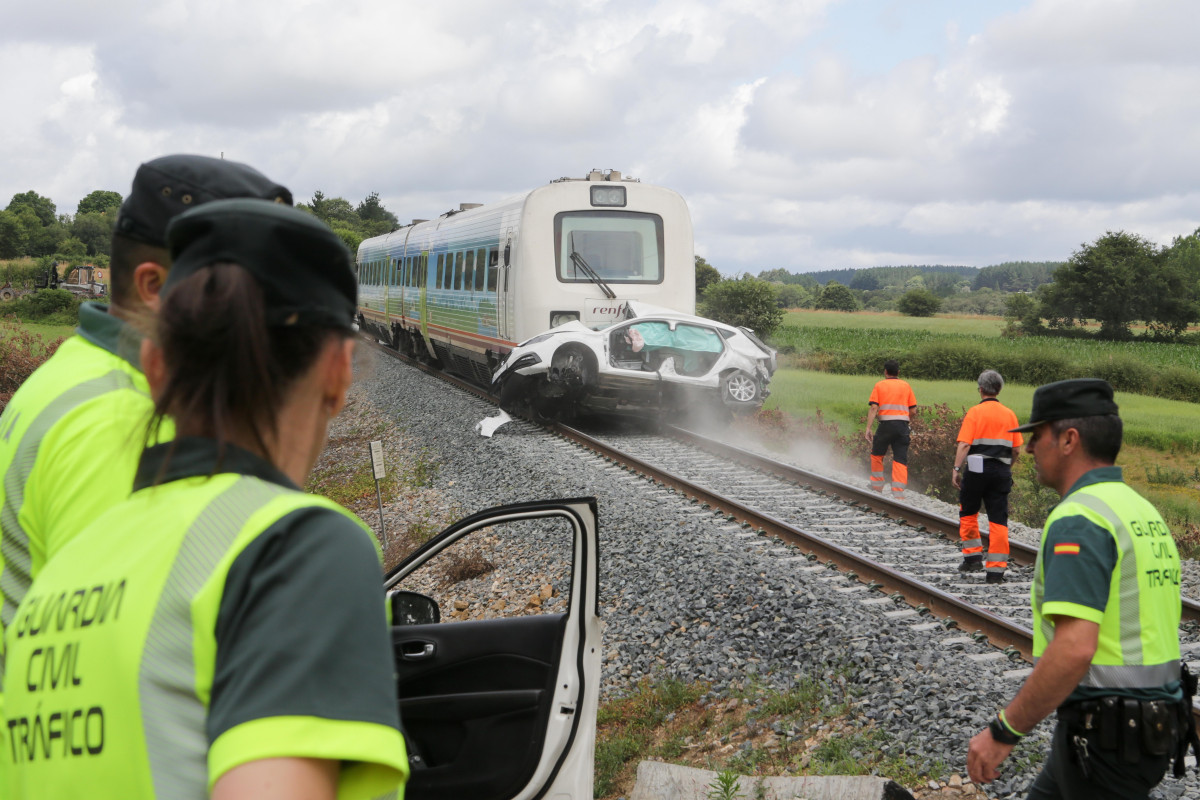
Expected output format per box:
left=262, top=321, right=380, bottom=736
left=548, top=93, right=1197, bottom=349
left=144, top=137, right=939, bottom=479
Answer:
left=958, top=558, right=983, bottom=573
left=986, top=572, right=1005, bottom=584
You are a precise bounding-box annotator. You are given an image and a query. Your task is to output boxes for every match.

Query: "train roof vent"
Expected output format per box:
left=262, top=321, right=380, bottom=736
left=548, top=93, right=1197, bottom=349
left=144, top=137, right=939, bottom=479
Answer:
left=411, top=219, right=428, bottom=225
left=459, top=203, right=482, bottom=211
left=585, top=168, right=633, bottom=182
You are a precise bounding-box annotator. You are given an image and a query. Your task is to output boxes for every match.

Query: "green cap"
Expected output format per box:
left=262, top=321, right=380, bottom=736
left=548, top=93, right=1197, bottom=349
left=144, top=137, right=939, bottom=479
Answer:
left=1010, top=378, right=1120, bottom=433
left=164, top=198, right=357, bottom=330
left=116, top=154, right=293, bottom=247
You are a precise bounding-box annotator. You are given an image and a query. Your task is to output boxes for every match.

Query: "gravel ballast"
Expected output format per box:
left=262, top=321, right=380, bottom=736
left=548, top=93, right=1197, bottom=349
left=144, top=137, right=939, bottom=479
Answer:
left=333, top=348, right=1196, bottom=800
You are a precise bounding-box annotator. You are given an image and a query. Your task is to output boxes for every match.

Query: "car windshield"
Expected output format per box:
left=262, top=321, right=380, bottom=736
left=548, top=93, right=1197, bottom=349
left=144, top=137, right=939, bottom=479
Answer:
left=555, top=211, right=664, bottom=284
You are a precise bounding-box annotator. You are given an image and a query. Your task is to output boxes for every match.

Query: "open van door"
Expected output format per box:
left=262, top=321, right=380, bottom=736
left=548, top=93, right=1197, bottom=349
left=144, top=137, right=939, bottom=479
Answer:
left=384, top=498, right=602, bottom=800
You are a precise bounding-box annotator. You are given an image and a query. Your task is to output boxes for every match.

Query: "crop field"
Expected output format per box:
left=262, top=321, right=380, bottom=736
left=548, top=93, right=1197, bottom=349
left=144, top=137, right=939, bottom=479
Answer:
left=782, top=309, right=1007, bottom=337
left=774, top=315, right=1200, bottom=374
left=768, top=311, right=1200, bottom=404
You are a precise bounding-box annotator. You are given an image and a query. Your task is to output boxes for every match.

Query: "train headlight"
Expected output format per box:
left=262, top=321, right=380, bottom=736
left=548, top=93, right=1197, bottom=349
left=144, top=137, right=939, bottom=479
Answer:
left=590, top=186, right=626, bottom=207
left=550, top=311, right=580, bottom=327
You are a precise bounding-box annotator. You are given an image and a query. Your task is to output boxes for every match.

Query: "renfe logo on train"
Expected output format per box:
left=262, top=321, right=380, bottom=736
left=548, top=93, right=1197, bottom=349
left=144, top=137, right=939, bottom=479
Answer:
left=585, top=300, right=628, bottom=326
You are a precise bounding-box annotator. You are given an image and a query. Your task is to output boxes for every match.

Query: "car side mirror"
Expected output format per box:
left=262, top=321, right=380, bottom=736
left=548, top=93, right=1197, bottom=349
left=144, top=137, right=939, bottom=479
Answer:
left=389, top=590, right=441, bottom=626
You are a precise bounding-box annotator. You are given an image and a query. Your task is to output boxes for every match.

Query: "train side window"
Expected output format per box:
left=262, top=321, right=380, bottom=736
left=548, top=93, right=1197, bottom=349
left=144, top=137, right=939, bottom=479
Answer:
left=475, top=248, right=487, bottom=291
left=487, top=249, right=498, bottom=292
left=463, top=250, right=475, bottom=293
left=454, top=251, right=464, bottom=290
left=436, top=254, right=445, bottom=289
left=420, top=254, right=428, bottom=288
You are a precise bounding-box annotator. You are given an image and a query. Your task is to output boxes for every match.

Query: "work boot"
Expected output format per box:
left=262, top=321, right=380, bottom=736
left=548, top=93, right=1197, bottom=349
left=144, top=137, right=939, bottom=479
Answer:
left=957, top=557, right=983, bottom=573
left=986, top=572, right=1005, bottom=584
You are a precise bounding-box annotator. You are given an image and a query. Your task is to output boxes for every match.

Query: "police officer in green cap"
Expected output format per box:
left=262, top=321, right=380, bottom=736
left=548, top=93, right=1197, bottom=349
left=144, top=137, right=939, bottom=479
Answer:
left=0, top=155, right=292, bottom=690
left=967, top=378, right=1196, bottom=799
left=4, top=198, right=408, bottom=799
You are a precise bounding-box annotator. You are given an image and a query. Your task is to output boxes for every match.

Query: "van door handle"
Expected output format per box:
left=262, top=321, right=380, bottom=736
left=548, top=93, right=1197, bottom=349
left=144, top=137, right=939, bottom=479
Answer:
left=401, top=641, right=435, bottom=661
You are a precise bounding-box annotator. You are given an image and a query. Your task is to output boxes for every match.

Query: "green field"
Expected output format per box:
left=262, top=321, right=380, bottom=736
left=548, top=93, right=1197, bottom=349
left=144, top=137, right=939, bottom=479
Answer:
left=769, top=310, right=1200, bottom=403
left=18, top=321, right=75, bottom=350
left=765, top=368, right=1200, bottom=453
left=775, top=311, right=1200, bottom=373
left=782, top=309, right=1007, bottom=336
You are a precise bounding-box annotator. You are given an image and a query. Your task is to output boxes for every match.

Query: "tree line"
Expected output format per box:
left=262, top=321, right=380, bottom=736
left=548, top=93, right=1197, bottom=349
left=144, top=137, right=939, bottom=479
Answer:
left=0, top=187, right=400, bottom=273
left=695, top=226, right=1200, bottom=343
left=1006, top=230, right=1200, bottom=340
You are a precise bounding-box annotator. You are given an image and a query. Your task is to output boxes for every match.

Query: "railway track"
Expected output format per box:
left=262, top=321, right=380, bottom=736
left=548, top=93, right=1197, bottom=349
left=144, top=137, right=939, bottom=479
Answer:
left=363, top=336, right=1200, bottom=722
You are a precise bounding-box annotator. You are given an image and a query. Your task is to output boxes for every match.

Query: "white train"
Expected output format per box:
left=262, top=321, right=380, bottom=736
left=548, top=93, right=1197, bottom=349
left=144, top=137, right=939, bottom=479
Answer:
left=355, top=169, right=695, bottom=385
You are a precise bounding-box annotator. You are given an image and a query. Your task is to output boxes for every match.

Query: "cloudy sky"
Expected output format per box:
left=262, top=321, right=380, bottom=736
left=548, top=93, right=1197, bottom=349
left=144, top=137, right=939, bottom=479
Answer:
left=3, top=0, right=1198, bottom=274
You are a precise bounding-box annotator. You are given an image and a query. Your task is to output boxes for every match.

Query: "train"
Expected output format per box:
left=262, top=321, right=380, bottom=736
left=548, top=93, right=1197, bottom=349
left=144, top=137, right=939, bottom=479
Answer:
left=355, top=169, right=696, bottom=386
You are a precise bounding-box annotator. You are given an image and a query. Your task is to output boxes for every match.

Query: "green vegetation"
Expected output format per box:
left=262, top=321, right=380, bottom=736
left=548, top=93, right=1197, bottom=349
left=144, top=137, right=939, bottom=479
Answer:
left=594, top=673, right=937, bottom=799
left=764, top=369, right=1200, bottom=453
left=699, top=275, right=785, bottom=337
left=759, top=367, right=1200, bottom=552
left=301, top=190, right=399, bottom=253
left=0, top=318, right=67, bottom=410
left=769, top=314, right=1200, bottom=403
left=695, top=256, right=721, bottom=294
left=896, top=288, right=941, bottom=317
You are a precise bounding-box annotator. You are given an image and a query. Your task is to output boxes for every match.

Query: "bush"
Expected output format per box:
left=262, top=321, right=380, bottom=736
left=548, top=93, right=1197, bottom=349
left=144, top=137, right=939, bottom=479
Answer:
left=0, top=319, right=64, bottom=411
left=1087, top=354, right=1158, bottom=394
left=906, top=403, right=964, bottom=500
left=907, top=341, right=990, bottom=381
left=3, top=289, right=85, bottom=324
left=700, top=276, right=785, bottom=337
left=815, top=281, right=859, bottom=312
left=1154, top=367, right=1200, bottom=403
left=896, top=289, right=942, bottom=317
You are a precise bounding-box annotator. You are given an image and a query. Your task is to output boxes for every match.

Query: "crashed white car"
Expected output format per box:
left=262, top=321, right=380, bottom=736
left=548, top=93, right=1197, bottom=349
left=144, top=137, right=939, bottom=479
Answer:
left=492, top=302, right=777, bottom=418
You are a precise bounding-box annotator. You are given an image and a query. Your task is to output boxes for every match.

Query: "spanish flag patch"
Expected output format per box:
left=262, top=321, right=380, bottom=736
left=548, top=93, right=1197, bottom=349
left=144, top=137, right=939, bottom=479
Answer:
left=1054, top=543, right=1081, bottom=555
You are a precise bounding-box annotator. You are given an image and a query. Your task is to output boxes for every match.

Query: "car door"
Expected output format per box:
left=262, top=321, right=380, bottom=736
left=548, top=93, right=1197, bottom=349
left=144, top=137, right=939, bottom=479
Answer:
left=384, top=497, right=602, bottom=800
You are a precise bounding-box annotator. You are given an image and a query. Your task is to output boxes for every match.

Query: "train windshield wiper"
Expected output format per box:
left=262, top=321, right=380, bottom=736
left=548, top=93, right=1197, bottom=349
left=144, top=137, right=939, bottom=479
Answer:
left=569, top=249, right=616, bottom=299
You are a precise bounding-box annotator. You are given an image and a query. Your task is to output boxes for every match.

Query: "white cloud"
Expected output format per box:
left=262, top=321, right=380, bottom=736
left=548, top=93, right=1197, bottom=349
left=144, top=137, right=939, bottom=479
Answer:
left=0, top=0, right=1196, bottom=275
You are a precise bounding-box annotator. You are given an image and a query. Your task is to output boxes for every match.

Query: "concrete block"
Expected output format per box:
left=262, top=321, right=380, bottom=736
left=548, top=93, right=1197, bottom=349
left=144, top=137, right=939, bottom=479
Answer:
left=629, top=761, right=915, bottom=800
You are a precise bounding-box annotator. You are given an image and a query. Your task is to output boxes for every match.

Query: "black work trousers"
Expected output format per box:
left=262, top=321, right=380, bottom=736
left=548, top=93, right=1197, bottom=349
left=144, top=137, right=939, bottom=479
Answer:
left=1026, top=720, right=1172, bottom=800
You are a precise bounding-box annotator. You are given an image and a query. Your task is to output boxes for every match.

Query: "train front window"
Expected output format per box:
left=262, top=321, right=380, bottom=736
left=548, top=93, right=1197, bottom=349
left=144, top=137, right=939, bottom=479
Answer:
left=554, top=211, right=664, bottom=284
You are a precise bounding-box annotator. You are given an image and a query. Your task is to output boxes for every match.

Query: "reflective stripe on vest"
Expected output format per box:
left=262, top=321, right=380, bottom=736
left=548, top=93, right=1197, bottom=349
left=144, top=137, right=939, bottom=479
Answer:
left=969, top=437, right=1016, bottom=465
left=139, top=477, right=287, bottom=796
left=1032, top=486, right=1181, bottom=690
left=878, top=404, right=909, bottom=421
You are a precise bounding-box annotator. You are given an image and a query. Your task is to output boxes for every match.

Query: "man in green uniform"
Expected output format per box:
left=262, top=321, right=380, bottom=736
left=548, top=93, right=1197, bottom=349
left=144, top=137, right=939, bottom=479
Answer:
left=0, top=155, right=292, bottom=679
left=3, top=199, right=407, bottom=798
left=966, top=378, right=1191, bottom=799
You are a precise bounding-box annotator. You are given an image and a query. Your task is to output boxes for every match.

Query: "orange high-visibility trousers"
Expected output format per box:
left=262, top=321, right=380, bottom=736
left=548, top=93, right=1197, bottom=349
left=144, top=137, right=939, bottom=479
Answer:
left=958, top=467, right=1011, bottom=574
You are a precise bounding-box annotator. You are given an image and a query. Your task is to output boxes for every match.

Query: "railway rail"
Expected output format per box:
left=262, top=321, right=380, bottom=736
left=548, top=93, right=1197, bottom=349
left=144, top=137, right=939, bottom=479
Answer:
left=361, top=335, right=1200, bottom=726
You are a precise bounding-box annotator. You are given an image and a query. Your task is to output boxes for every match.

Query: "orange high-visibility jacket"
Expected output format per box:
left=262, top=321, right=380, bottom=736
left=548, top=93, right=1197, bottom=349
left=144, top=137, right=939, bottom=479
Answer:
left=868, top=378, right=916, bottom=421
left=956, top=398, right=1024, bottom=464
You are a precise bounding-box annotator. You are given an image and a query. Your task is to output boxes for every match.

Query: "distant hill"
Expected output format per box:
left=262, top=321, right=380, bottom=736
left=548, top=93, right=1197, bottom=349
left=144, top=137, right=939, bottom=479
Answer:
left=757, top=262, right=1060, bottom=292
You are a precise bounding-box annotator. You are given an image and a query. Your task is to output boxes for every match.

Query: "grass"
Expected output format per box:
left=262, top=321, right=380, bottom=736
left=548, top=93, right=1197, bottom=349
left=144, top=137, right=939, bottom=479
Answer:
left=594, top=674, right=939, bottom=799
left=765, top=368, right=1200, bottom=453
left=771, top=312, right=1200, bottom=402
left=760, top=367, right=1200, bottom=555
left=2, top=320, right=73, bottom=354
left=783, top=309, right=1007, bottom=337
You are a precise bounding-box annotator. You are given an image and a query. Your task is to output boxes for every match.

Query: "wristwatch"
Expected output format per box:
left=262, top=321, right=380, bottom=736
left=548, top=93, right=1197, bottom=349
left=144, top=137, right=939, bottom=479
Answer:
left=953, top=465, right=962, bottom=473
left=989, top=715, right=1022, bottom=745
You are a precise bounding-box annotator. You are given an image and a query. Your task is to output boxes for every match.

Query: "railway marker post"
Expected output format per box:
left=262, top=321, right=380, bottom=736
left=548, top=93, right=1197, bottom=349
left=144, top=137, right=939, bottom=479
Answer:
left=369, top=441, right=388, bottom=545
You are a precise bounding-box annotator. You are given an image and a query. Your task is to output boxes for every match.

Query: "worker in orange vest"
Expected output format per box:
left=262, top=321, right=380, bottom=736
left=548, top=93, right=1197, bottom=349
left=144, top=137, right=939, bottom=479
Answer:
left=952, top=369, right=1023, bottom=583
left=864, top=359, right=917, bottom=499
